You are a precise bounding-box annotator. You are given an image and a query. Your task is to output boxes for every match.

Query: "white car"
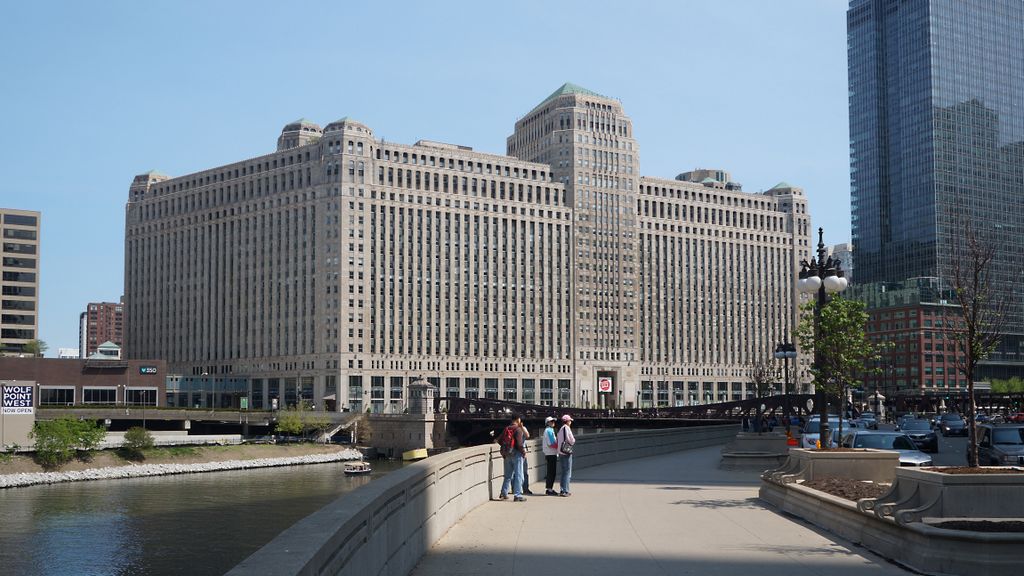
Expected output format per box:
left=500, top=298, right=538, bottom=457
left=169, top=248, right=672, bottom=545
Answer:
left=801, top=418, right=856, bottom=449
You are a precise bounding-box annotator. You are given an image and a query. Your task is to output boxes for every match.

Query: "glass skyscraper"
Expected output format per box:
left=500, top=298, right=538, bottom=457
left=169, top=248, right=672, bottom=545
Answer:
left=848, top=0, right=1024, bottom=356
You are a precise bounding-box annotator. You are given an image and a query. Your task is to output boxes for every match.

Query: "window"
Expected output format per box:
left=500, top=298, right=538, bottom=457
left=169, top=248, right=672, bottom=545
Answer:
left=3, top=214, right=37, bottom=226
left=39, top=387, right=74, bottom=405
left=83, top=387, right=117, bottom=404
left=126, top=388, right=157, bottom=406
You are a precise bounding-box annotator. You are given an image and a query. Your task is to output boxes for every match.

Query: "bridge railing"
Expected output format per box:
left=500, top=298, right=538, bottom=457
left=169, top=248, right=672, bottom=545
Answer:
left=226, top=423, right=738, bottom=576
left=436, top=394, right=817, bottom=421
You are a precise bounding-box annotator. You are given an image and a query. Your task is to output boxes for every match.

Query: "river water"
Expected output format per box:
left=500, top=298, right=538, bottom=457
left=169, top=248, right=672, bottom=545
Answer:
left=0, top=460, right=404, bottom=576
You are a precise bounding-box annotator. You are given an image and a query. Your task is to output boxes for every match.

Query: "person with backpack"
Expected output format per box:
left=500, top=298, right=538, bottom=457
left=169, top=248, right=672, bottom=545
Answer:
left=542, top=416, right=559, bottom=495
left=557, top=414, right=576, bottom=496
left=520, top=422, right=535, bottom=495
left=498, top=414, right=527, bottom=502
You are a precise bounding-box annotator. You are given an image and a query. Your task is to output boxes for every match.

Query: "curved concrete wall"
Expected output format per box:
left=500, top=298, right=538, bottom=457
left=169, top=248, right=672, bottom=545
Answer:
left=226, top=424, right=737, bottom=576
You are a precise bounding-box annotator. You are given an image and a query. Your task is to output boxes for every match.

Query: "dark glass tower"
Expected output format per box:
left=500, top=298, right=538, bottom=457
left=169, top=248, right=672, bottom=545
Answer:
left=848, top=0, right=1024, bottom=339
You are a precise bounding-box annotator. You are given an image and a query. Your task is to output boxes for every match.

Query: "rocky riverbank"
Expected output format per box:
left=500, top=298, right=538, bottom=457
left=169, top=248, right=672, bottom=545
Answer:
left=0, top=448, right=364, bottom=489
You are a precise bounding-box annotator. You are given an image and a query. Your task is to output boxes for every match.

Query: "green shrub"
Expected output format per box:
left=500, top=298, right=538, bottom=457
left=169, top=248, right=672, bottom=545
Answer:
left=31, top=418, right=107, bottom=468
left=123, top=427, right=154, bottom=454
left=0, top=444, right=19, bottom=464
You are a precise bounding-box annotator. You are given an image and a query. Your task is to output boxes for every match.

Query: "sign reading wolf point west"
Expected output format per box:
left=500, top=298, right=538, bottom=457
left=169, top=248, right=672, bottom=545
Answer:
left=2, top=385, right=35, bottom=415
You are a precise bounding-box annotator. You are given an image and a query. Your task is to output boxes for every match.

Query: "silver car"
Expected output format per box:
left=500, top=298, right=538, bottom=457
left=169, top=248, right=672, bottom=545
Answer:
left=840, top=430, right=933, bottom=466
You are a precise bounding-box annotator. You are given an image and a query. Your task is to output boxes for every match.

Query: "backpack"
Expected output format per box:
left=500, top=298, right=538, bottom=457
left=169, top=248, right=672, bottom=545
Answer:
left=498, top=425, right=517, bottom=457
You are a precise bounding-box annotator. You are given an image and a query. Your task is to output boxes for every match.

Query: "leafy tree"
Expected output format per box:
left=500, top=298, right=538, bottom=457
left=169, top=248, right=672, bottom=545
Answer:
left=274, top=402, right=330, bottom=439
left=797, top=296, right=884, bottom=445
left=746, top=359, right=778, bottom=433
left=354, top=414, right=374, bottom=444
left=23, top=339, right=48, bottom=357
left=31, top=418, right=107, bottom=468
left=122, top=426, right=154, bottom=457
left=991, top=377, right=1024, bottom=394
left=275, top=409, right=304, bottom=437
left=945, top=221, right=1008, bottom=467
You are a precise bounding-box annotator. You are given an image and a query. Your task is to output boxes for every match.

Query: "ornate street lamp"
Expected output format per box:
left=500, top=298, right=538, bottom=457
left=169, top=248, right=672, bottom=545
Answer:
left=797, top=227, right=848, bottom=448
left=774, top=341, right=797, bottom=437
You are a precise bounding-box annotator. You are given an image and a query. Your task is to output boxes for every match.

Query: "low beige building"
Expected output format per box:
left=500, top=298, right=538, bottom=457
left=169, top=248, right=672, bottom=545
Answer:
left=1, top=208, right=40, bottom=356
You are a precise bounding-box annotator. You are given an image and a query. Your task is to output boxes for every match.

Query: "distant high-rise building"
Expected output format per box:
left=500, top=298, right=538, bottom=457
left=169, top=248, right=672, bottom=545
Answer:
left=125, top=84, right=810, bottom=411
left=57, top=347, right=79, bottom=359
left=848, top=0, right=1024, bottom=387
left=78, top=301, right=124, bottom=358
left=830, top=243, right=853, bottom=284
left=1, top=208, right=40, bottom=356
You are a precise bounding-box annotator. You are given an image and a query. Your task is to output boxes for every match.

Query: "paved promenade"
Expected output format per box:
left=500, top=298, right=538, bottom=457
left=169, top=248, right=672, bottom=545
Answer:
left=412, top=445, right=911, bottom=576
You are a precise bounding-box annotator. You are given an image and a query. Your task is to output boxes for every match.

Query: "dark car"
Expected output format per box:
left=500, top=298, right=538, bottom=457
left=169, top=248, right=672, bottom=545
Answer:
left=899, top=419, right=939, bottom=452
left=938, top=413, right=968, bottom=437
left=976, top=424, right=1024, bottom=466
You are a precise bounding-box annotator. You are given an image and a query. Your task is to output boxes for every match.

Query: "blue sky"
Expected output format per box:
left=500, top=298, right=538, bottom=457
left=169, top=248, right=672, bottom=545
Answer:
left=0, top=0, right=850, bottom=355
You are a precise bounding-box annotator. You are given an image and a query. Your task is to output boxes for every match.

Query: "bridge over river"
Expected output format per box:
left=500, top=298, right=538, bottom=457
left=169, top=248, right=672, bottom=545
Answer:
left=227, top=421, right=915, bottom=576
left=438, top=394, right=817, bottom=446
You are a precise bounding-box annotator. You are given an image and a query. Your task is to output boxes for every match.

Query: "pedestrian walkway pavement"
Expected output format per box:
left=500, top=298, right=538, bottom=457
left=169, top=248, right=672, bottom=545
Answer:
left=411, top=445, right=912, bottom=576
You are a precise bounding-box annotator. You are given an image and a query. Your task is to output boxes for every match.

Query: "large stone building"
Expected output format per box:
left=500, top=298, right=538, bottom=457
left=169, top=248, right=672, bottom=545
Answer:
left=125, top=84, right=809, bottom=411
left=1, top=208, right=40, bottom=356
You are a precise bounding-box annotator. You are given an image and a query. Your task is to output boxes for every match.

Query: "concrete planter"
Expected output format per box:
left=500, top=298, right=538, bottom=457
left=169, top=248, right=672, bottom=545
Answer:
left=719, top=432, right=789, bottom=471
left=761, top=448, right=899, bottom=486
left=760, top=476, right=1024, bottom=576
left=859, top=466, right=1024, bottom=524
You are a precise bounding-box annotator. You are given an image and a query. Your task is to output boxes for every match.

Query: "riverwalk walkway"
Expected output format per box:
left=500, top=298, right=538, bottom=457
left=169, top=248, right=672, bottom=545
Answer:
left=411, top=445, right=912, bottom=576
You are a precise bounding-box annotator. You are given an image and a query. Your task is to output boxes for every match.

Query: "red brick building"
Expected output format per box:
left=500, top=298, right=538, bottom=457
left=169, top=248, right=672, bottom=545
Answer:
left=79, top=301, right=124, bottom=358
left=854, top=278, right=966, bottom=400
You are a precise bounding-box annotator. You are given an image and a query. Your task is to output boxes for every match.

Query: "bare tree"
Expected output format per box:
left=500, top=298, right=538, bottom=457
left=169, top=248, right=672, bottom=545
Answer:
left=747, top=359, right=779, bottom=433
left=946, top=220, right=1009, bottom=467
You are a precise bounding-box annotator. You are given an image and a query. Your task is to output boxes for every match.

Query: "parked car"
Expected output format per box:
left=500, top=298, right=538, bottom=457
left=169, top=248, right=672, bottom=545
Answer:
left=1008, top=412, right=1024, bottom=423
left=937, top=413, right=968, bottom=437
left=976, top=424, right=1024, bottom=466
left=855, top=411, right=878, bottom=430
left=898, top=419, right=939, bottom=452
left=896, top=414, right=918, bottom=430
left=840, top=430, right=933, bottom=467
left=801, top=418, right=855, bottom=449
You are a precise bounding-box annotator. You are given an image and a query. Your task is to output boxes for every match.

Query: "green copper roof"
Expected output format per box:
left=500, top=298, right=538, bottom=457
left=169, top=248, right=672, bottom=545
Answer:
left=769, top=181, right=793, bottom=190
left=528, top=82, right=609, bottom=115
left=701, top=177, right=717, bottom=184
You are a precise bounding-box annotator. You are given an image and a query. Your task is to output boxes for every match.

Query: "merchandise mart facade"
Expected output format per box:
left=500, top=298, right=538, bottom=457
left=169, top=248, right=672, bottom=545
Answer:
left=1, top=208, right=41, bottom=356
left=848, top=0, right=1024, bottom=387
left=125, top=84, right=810, bottom=412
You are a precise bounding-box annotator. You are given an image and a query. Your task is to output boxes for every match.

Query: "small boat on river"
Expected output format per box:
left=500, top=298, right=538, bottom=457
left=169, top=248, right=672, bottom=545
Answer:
left=343, top=461, right=372, bottom=475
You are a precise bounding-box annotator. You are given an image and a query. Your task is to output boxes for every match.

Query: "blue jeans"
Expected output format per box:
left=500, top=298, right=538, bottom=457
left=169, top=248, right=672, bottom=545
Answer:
left=559, top=453, right=573, bottom=494
left=500, top=452, right=524, bottom=497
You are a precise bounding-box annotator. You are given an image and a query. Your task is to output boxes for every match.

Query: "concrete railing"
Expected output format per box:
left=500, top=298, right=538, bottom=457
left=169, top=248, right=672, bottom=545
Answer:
left=226, top=424, right=738, bottom=576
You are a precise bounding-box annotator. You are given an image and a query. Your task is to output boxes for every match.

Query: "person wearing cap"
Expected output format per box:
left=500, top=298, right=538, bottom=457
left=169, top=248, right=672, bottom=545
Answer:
left=557, top=414, right=576, bottom=496
left=541, top=416, right=559, bottom=495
